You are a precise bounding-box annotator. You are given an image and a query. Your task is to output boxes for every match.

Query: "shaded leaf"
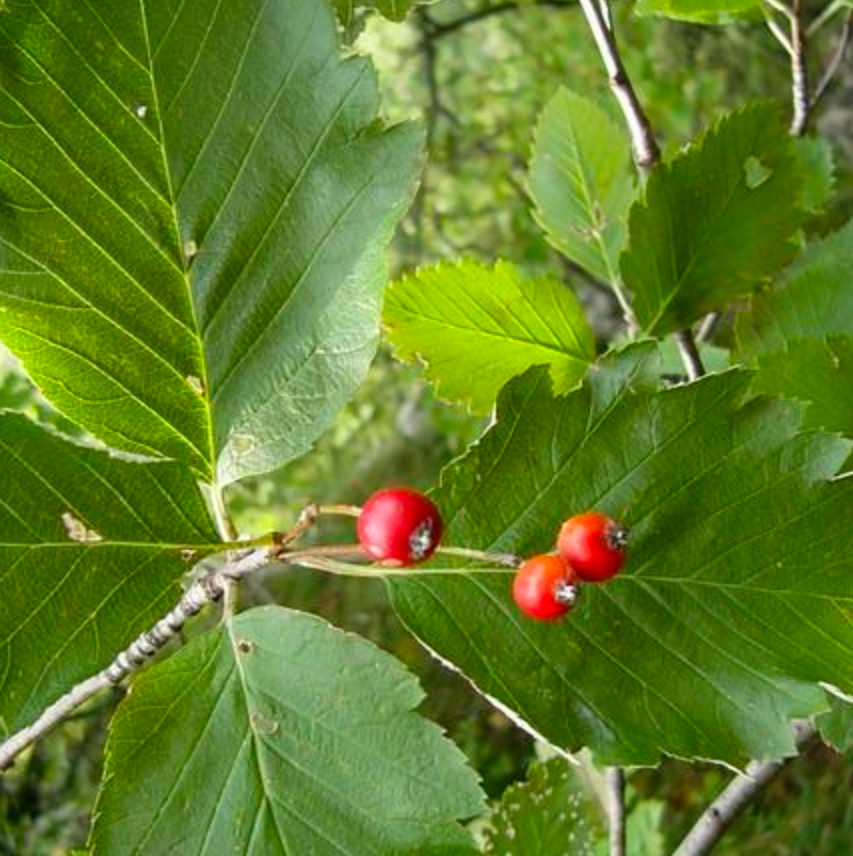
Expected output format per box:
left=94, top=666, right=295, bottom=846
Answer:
left=529, top=88, right=635, bottom=284
left=0, top=413, right=218, bottom=734
left=792, top=136, right=836, bottom=213
left=0, top=0, right=420, bottom=485
left=90, top=606, right=484, bottom=855
left=752, top=335, right=853, bottom=436
left=736, top=219, right=853, bottom=358
left=384, top=260, right=595, bottom=414
left=736, top=220, right=853, bottom=437
left=818, top=693, right=853, bottom=752
left=390, top=343, right=853, bottom=765
left=621, top=103, right=803, bottom=335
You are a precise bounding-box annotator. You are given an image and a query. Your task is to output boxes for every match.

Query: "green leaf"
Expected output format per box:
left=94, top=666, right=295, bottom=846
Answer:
left=528, top=88, right=635, bottom=284
left=0, top=413, right=218, bottom=734
left=736, top=220, right=853, bottom=358
left=90, top=606, right=484, bottom=856
left=735, top=221, right=853, bottom=437
left=333, top=0, right=422, bottom=26
left=0, top=0, right=420, bottom=486
left=384, top=260, right=595, bottom=414
left=818, top=694, right=853, bottom=752
left=634, top=0, right=760, bottom=24
left=792, top=136, right=836, bottom=214
left=390, top=343, right=853, bottom=765
left=482, top=758, right=603, bottom=856
left=751, top=336, right=853, bottom=436
left=621, top=103, right=803, bottom=335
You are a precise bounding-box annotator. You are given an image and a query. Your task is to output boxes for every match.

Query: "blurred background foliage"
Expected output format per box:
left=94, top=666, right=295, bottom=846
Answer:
left=2, top=0, right=852, bottom=851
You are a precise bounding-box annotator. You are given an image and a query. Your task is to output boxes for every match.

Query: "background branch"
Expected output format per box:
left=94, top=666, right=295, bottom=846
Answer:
left=671, top=722, right=818, bottom=856
left=606, top=767, right=627, bottom=856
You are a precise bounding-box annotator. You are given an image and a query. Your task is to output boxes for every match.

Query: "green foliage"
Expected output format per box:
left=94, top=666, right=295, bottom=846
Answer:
left=0, top=0, right=420, bottom=486
left=736, top=219, right=853, bottom=437
left=635, top=0, right=760, bottom=24
left=482, top=758, right=602, bottom=855
left=621, top=103, right=803, bottom=335
left=528, top=88, right=636, bottom=284
left=90, top=606, right=484, bottom=855
left=334, top=0, right=423, bottom=26
left=384, top=260, right=595, bottom=414
left=0, top=413, right=218, bottom=734
left=391, top=343, right=853, bottom=765
left=819, top=695, right=853, bottom=752
left=792, top=137, right=836, bottom=214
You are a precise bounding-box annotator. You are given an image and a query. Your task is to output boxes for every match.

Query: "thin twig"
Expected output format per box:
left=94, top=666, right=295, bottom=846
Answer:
left=606, top=767, right=627, bottom=856
left=696, top=312, right=722, bottom=344
left=672, top=722, right=817, bottom=856
left=576, top=0, right=660, bottom=170
left=675, top=329, right=706, bottom=381
left=764, top=6, right=796, bottom=55
left=813, top=10, right=853, bottom=106
left=0, top=547, right=274, bottom=771
left=789, top=0, right=811, bottom=135
left=808, top=0, right=844, bottom=36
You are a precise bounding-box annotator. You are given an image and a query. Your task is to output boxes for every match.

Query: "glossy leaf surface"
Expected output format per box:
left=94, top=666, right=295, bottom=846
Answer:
left=391, top=344, right=853, bottom=764
left=0, top=413, right=217, bottom=733
left=0, top=0, right=420, bottom=485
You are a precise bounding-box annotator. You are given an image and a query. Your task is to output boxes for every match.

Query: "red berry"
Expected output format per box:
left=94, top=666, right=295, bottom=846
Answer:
left=556, top=512, right=628, bottom=582
left=357, top=488, right=442, bottom=565
left=512, top=554, right=578, bottom=620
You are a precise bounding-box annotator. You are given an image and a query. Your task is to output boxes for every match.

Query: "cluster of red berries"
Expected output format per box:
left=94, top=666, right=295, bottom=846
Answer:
left=354, top=488, right=628, bottom=623
left=512, top=513, right=629, bottom=621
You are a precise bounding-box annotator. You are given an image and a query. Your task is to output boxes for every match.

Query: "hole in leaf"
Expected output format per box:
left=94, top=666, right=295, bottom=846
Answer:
left=744, top=156, right=772, bottom=189
left=236, top=638, right=253, bottom=655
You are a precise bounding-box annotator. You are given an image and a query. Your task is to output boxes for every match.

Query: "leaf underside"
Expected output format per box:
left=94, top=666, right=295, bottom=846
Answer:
left=384, top=259, right=595, bottom=414
left=90, top=606, right=484, bottom=856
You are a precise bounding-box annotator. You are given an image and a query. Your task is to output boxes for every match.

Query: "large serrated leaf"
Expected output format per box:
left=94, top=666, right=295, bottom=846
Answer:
left=0, top=0, right=420, bottom=486
left=89, top=606, right=484, bottom=856
left=528, top=88, right=635, bottom=284
left=736, top=219, right=853, bottom=437
left=384, top=259, right=595, bottom=414
left=390, top=344, right=853, bottom=765
left=621, top=103, right=803, bottom=335
left=0, top=413, right=218, bottom=734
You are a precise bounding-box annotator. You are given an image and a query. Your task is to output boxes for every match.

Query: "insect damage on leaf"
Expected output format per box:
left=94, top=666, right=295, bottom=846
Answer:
left=744, top=155, right=773, bottom=189
left=61, top=511, right=103, bottom=543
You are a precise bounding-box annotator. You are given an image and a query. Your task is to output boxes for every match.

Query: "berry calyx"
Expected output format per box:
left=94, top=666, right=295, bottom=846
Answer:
left=556, top=512, right=628, bottom=582
left=512, top=554, right=578, bottom=620
left=357, top=488, right=443, bottom=565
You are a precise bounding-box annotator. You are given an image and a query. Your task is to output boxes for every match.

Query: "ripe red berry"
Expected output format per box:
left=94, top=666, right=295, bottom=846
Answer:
left=512, top=554, right=578, bottom=620
left=357, top=488, right=442, bottom=565
left=556, top=512, right=628, bottom=582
